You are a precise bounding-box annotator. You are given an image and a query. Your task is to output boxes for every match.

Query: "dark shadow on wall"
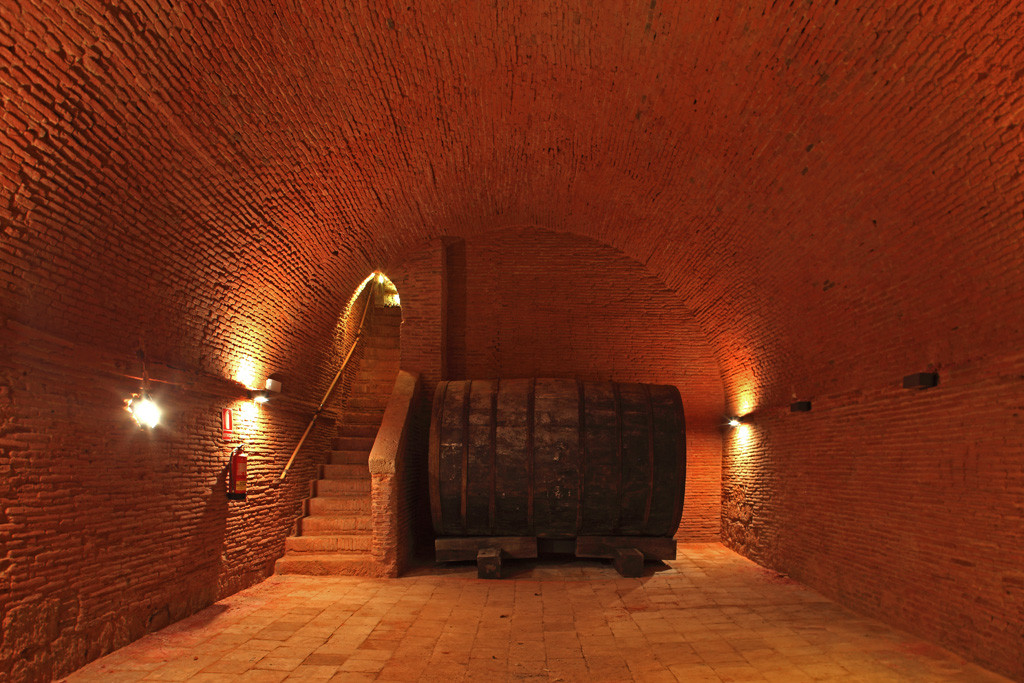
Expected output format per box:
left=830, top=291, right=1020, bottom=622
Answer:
left=443, top=238, right=467, bottom=381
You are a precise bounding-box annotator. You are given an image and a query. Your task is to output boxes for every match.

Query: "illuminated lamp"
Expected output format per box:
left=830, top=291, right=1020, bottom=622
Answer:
left=125, top=348, right=161, bottom=428
left=250, top=377, right=282, bottom=404
left=727, top=417, right=742, bottom=428
left=249, top=389, right=270, bottom=404
left=126, top=392, right=161, bottom=428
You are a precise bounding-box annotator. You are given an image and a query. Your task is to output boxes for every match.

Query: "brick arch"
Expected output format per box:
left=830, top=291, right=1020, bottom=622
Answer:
left=1, top=0, right=1023, bottom=678
left=386, top=226, right=726, bottom=541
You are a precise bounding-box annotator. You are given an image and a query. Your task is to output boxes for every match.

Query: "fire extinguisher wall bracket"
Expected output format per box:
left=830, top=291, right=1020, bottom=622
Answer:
left=227, top=444, right=248, bottom=501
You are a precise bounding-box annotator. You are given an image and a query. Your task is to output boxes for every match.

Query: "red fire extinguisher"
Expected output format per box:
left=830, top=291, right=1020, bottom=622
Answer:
left=227, top=444, right=247, bottom=501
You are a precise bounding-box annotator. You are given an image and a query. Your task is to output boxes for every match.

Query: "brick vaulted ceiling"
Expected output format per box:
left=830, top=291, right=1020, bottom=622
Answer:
left=3, top=1, right=1023, bottom=410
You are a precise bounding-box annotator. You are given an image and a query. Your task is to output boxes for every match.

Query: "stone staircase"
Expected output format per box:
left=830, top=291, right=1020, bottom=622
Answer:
left=275, top=304, right=401, bottom=576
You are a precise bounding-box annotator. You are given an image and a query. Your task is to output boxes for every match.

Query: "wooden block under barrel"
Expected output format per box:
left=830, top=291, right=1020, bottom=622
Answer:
left=435, top=536, right=537, bottom=562
left=477, top=548, right=502, bottom=579
left=575, top=536, right=677, bottom=561
left=613, top=548, right=644, bottom=578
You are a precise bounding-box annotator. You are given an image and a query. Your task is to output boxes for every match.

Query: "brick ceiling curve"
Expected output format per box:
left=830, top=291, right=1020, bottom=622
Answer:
left=3, top=2, right=1022, bottom=411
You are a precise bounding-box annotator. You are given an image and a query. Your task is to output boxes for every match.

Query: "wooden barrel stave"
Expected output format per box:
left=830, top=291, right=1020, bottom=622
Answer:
left=494, top=379, right=530, bottom=534
left=616, top=383, right=649, bottom=535
left=581, top=382, right=619, bottom=536
left=533, top=378, right=580, bottom=537
left=465, top=380, right=495, bottom=535
left=437, top=382, right=464, bottom=535
left=651, top=385, right=686, bottom=534
left=429, top=378, right=685, bottom=539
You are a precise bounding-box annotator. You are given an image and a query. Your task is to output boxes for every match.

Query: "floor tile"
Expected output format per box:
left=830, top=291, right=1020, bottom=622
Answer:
left=66, top=544, right=1011, bottom=683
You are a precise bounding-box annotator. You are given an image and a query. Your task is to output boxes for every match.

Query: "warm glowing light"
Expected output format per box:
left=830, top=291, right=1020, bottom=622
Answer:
left=239, top=399, right=259, bottom=426
left=732, top=372, right=757, bottom=417
left=728, top=417, right=741, bottom=427
left=253, top=392, right=269, bottom=404
left=234, top=357, right=258, bottom=390
left=735, top=394, right=754, bottom=417
left=734, top=423, right=753, bottom=450
left=351, top=272, right=377, bottom=302
left=376, top=272, right=401, bottom=307
left=126, top=394, right=161, bottom=428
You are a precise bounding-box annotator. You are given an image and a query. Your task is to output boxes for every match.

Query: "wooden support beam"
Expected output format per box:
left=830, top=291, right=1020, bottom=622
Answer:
left=435, top=536, right=537, bottom=562
left=575, top=536, right=676, bottom=561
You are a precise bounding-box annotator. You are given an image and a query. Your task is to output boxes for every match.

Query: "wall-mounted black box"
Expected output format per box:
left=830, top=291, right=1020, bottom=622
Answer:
left=902, top=372, right=938, bottom=389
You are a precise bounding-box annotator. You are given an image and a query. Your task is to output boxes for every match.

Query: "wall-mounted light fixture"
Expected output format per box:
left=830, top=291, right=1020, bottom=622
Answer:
left=902, top=372, right=938, bottom=390
left=125, top=348, right=161, bottom=428
left=727, top=417, right=742, bottom=428
left=790, top=400, right=812, bottom=412
left=126, top=392, right=161, bottom=428
left=249, top=377, right=283, bottom=404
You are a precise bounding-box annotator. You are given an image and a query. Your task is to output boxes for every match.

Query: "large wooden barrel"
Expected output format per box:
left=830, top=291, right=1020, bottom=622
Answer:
left=428, top=379, right=686, bottom=539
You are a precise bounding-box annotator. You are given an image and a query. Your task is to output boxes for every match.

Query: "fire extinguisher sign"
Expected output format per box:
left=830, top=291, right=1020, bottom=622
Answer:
left=222, top=408, right=233, bottom=441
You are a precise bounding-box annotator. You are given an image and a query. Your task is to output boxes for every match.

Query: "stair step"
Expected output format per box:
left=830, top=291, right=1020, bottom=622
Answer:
left=370, top=310, right=402, bottom=321
left=362, top=356, right=400, bottom=368
left=334, top=435, right=375, bottom=451
left=339, top=410, right=384, bottom=425
left=301, top=514, right=372, bottom=534
left=285, top=535, right=371, bottom=553
left=355, top=364, right=397, bottom=378
left=356, top=374, right=395, bottom=385
left=329, top=450, right=369, bottom=465
left=336, top=423, right=379, bottom=438
left=365, top=326, right=400, bottom=338
left=347, top=396, right=388, bottom=411
left=275, top=552, right=376, bottom=576
left=354, top=366, right=397, bottom=378
left=351, top=380, right=395, bottom=395
left=365, top=336, right=400, bottom=349
left=317, top=462, right=367, bottom=479
left=365, top=329, right=400, bottom=341
left=362, top=344, right=400, bottom=357
left=309, top=495, right=371, bottom=514
left=320, top=468, right=372, bottom=487
left=315, top=478, right=371, bottom=495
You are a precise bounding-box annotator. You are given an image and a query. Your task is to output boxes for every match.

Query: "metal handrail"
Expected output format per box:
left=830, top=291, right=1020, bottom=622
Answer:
left=279, top=278, right=378, bottom=482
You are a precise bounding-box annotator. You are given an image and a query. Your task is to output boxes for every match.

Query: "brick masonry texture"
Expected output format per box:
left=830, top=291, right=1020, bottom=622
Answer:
left=2, top=1, right=1023, bottom=681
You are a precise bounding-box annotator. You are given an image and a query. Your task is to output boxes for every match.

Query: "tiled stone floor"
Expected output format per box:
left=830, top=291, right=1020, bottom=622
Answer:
left=65, top=544, right=1008, bottom=682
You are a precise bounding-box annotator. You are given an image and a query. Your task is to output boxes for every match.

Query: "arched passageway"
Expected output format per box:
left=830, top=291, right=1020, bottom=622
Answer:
left=277, top=272, right=402, bottom=576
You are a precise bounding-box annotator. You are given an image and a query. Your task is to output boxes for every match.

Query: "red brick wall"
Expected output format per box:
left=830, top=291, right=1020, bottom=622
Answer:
left=0, top=42, right=378, bottom=668
left=3, top=1, right=1024, bottom=679
left=721, top=355, right=1024, bottom=680
left=389, top=241, right=447, bottom=389
left=0, top=313, right=355, bottom=681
